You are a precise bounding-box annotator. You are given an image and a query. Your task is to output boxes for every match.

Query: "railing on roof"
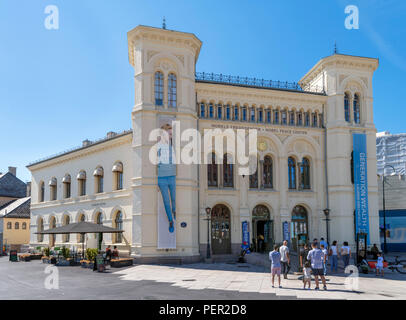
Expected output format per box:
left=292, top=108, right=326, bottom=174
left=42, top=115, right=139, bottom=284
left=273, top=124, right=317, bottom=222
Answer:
left=195, top=72, right=325, bottom=94
left=28, top=129, right=133, bottom=166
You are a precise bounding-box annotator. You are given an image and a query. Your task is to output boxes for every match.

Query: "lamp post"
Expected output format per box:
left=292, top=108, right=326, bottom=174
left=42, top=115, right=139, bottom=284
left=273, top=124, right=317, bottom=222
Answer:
left=323, top=208, right=330, bottom=246
left=204, top=207, right=212, bottom=259
left=382, top=165, right=396, bottom=254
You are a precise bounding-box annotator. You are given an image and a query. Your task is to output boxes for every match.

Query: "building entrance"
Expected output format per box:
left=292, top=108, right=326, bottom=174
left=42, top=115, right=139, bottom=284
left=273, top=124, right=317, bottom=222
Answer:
left=252, top=205, right=273, bottom=253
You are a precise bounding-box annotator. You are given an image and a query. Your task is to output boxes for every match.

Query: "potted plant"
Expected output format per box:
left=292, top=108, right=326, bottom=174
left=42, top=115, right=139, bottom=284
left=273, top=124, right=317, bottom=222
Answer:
left=56, top=247, right=71, bottom=266
left=85, top=248, right=98, bottom=269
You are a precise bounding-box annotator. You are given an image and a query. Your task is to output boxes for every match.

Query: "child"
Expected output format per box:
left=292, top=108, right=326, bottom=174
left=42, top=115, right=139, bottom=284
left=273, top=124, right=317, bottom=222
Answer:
left=376, top=252, right=384, bottom=277
left=303, top=260, right=312, bottom=289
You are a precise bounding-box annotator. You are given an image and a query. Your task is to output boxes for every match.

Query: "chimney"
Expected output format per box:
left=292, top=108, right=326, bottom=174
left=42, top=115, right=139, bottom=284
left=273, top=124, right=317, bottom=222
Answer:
left=8, top=166, right=16, bottom=176
left=26, top=182, right=31, bottom=197
left=82, top=139, right=92, bottom=147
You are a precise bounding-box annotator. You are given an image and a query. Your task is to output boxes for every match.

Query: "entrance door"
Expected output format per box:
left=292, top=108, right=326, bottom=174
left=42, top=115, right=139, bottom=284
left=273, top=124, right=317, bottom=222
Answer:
left=211, top=205, right=231, bottom=254
left=291, top=205, right=308, bottom=252
left=252, top=205, right=272, bottom=253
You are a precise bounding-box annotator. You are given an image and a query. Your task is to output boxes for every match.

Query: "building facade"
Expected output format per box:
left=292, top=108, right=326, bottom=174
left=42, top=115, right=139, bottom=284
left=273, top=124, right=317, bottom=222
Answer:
left=28, top=25, right=380, bottom=262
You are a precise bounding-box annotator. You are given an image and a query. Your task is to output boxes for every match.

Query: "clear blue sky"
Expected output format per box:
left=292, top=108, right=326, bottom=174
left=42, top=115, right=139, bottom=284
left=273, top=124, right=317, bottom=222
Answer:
left=1, top=0, right=405, bottom=182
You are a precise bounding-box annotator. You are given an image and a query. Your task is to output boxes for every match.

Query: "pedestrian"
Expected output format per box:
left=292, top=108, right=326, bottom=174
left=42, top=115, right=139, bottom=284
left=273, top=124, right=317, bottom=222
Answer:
left=269, top=245, right=282, bottom=288
left=375, top=252, right=384, bottom=277
left=341, top=241, right=351, bottom=269
left=303, top=260, right=312, bottom=290
left=313, top=238, right=319, bottom=249
left=299, top=243, right=311, bottom=272
left=329, top=240, right=339, bottom=273
left=307, top=241, right=327, bottom=290
left=279, top=240, right=290, bottom=279
left=112, top=246, right=119, bottom=259
left=320, top=237, right=328, bottom=249
left=320, top=244, right=328, bottom=276
left=371, top=244, right=379, bottom=260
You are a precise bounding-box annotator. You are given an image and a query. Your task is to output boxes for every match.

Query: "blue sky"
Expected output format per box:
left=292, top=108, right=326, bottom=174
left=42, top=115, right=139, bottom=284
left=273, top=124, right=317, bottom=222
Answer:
left=1, top=0, right=405, bottom=182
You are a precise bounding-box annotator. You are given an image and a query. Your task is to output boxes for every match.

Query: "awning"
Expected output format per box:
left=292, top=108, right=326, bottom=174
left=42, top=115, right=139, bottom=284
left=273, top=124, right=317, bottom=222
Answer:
left=112, top=162, right=123, bottom=172
left=35, top=221, right=123, bottom=234
left=77, top=171, right=86, bottom=180
left=49, top=178, right=57, bottom=186
left=62, top=175, right=71, bottom=183
left=93, top=167, right=104, bottom=176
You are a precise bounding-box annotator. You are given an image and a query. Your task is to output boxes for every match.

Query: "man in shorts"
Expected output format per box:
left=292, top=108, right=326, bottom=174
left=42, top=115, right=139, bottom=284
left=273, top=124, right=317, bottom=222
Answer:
left=269, top=244, right=282, bottom=288
left=307, top=241, right=327, bottom=290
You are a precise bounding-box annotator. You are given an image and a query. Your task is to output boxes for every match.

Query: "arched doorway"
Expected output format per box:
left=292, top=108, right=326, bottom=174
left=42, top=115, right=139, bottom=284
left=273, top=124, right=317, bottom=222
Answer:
left=291, top=205, right=309, bottom=251
left=211, top=204, right=231, bottom=254
left=252, top=205, right=273, bottom=253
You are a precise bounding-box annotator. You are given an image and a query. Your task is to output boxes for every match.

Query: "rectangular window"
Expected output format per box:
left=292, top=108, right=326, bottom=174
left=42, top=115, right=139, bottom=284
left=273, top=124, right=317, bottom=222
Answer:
left=274, top=110, right=279, bottom=124
left=250, top=108, right=255, bottom=122
left=80, top=180, right=86, bottom=196
left=258, top=109, right=263, bottom=122
left=281, top=111, right=287, bottom=125
left=226, top=105, right=230, bottom=120
left=242, top=108, right=247, bottom=121
left=217, top=105, right=222, bottom=119
left=200, top=103, right=205, bottom=118
left=312, top=113, right=317, bottom=127
left=234, top=106, right=239, bottom=120
left=266, top=110, right=271, bottom=123
left=117, top=172, right=123, bottom=190
left=297, top=112, right=303, bottom=126
left=209, top=104, right=214, bottom=118
left=289, top=112, right=295, bottom=125
left=305, top=113, right=310, bottom=127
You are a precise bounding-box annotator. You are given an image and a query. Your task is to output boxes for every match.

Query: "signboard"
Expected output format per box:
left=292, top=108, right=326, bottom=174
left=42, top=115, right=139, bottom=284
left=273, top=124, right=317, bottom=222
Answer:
left=283, top=221, right=290, bottom=245
left=96, top=254, right=105, bottom=272
left=241, top=221, right=250, bottom=253
left=9, top=250, right=18, bottom=262
left=353, top=133, right=370, bottom=243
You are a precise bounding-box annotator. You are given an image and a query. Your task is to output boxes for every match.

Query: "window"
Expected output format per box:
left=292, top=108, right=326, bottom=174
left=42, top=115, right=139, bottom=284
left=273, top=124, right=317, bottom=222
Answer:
left=15, top=222, right=19, bottom=230
left=63, top=174, right=71, bottom=199
left=63, top=215, right=70, bottom=242
left=22, top=222, right=27, bottom=230
left=114, top=211, right=123, bottom=243
left=96, top=212, right=103, bottom=225
left=297, top=112, right=303, bottom=126
left=266, top=110, right=271, bottom=123
left=154, top=71, right=164, bottom=106
left=217, top=104, right=222, bottom=119
left=223, top=154, right=234, bottom=188
left=200, top=103, right=205, bottom=118
left=263, top=156, right=273, bottom=189
left=353, top=93, right=360, bottom=124
left=249, top=157, right=258, bottom=189
left=289, top=111, right=295, bottom=126
left=242, top=107, right=247, bottom=121
left=273, top=110, right=279, bottom=124
left=258, top=108, right=263, bottom=122
left=226, top=105, right=231, bottom=120
left=288, top=157, right=297, bottom=190
left=37, top=218, right=44, bottom=242
left=7, top=222, right=12, bottom=229
left=344, top=92, right=350, bottom=122
left=312, top=113, right=318, bottom=127
left=209, top=103, right=214, bottom=118
left=77, top=171, right=86, bottom=196
left=305, top=112, right=310, bottom=127
left=250, top=107, right=255, bottom=122
left=93, top=167, right=104, bottom=193
left=300, top=158, right=311, bottom=190
left=168, top=73, right=177, bottom=107
left=281, top=110, right=287, bottom=125
left=49, top=178, right=57, bottom=201
left=113, top=162, right=123, bottom=190
left=39, top=181, right=45, bottom=202
left=234, top=106, right=239, bottom=120
left=207, top=153, right=218, bottom=187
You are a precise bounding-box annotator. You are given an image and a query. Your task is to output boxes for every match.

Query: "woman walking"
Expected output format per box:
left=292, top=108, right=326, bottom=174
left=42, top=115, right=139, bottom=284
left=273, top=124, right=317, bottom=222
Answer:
left=341, top=241, right=351, bottom=269
left=330, top=241, right=339, bottom=273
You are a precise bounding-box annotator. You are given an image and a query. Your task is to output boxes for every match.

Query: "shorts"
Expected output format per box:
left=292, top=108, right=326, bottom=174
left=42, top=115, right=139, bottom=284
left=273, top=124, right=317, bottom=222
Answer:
left=303, top=276, right=311, bottom=282
left=271, top=267, right=281, bottom=275
left=312, top=268, right=324, bottom=276
left=376, top=265, right=383, bottom=271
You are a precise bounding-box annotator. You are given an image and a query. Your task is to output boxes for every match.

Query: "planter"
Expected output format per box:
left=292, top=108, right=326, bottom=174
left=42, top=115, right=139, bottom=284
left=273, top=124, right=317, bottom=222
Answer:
left=30, top=254, right=43, bottom=260
left=110, top=258, right=133, bottom=268
left=80, top=260, right=94, bottom=269
left=41, top=257, right=50, bottom=264
left=56, top=259, right=70, bottom=266
left=19, top=255, right=31, bottom=262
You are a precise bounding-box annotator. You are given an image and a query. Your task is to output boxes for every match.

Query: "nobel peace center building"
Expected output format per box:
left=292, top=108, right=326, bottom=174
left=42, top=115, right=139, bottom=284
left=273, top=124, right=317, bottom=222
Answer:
left=28, top=25, right=380, bottom=263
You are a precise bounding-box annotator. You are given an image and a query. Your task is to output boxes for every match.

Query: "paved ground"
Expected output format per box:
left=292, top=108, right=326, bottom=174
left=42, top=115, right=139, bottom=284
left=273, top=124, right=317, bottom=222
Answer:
left=1, top=256, right=405, bottom=300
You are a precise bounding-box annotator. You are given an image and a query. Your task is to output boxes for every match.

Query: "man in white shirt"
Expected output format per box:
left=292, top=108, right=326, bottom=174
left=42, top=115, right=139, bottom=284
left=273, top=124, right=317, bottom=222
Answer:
left=279, top=240, right=290, bottom=279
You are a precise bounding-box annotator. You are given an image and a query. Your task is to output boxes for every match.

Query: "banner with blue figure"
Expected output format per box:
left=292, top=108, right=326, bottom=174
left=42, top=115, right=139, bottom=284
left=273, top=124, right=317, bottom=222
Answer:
left=353, top=133, right=370, bottom=243
left=241, top=221, right=250, bottom=253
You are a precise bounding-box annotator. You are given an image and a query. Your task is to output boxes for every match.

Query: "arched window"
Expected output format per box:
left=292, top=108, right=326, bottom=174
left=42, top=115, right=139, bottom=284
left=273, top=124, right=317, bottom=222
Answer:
left=273, top=109, right=279, bottom=124
left=77, top=171, right=86, bottom=196
left=353, top=93, right=361, bottom=124
left=266, top=109, right=271, bottom=123
left=63, top=174, right=71, bottom=199
left=37, top=218, right=44, bottom=242
left=7, top=222, right=12, bottom=229
left=223, top=154, right=234, bottom=188
left=344, top=92, right=350, bottom=122
left=39, top=181, right=45, bottom=202
left=168, top=73, right=177, bottom=107
left=263, top=156, right=273, bottom=189
left=288, top=157, right=297, bottom=190
left=200, top=103, right=206, bottom=118
left=300, top=158, right=311, bottom=190
left=114, top=211, right=123, bottom=243
left=154, top=71, right=164, bottom=106
left=250, top=107, right=255, bottom=122
left=217, top=103, right=223, bottom=119
left=305, top=112, right=310, bottom=127
left=234, top=105, right=239, bottom=121
left=209, top=103, right=214, bottom=118
left=22, top=222, right=27, bottom=230
left=297, top=112, right=303, bottom=126
left=312, top=113, right=318, bottom=127
left=281, top=110, right=287, bottom=125
left=49, top=178, right=57, bottom=201
left=15, top=222, right=19, bottom=230
left=208, top=153, right=218, bottom=187
left=242, top=106, right=247, bottom=121
left=93, top=167, right=104, bottom=193
left=249, top=156, right=259, bottom=189
left=225, top=104, right=231, bottom=120
left=289, top=111, right=295, bottom=125
left=112, top=162, right=123, bottom=190
left=63, top=215, right=70, bottom=243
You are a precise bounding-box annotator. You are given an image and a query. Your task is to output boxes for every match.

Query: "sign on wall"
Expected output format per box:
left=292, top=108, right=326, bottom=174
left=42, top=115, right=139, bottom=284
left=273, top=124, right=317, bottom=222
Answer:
left=353, top=133, right=370, bottom=243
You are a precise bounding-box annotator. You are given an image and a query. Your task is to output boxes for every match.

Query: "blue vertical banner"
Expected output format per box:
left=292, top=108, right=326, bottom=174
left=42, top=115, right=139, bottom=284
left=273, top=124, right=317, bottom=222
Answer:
left=353, top=133, right=370, bottom=243
left=241, top=221, right=250, bottom=253
left=283, top=221, right=290, bottom=245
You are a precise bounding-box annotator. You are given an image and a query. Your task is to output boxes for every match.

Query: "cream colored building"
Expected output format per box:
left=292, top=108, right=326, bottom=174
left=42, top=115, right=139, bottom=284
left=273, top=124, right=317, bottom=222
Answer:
left=28, top=25, right=380, bottom=263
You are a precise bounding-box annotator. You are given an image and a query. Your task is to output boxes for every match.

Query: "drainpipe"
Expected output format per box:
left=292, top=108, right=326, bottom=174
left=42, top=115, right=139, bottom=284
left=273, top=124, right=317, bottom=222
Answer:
left=323, top=104, right=330, bottom=242
left=196, top=94, right=201, bottom=258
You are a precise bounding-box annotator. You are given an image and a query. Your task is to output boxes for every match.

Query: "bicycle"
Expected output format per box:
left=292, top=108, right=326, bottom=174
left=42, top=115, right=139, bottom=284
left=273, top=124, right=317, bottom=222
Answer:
left=386, top=256, right=406, bottom=274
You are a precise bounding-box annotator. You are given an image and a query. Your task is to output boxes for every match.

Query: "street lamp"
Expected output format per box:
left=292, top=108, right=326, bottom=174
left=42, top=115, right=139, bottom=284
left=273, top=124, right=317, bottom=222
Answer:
left=323, top=208, right=331, bottom=246
left=204, top=207, right=212, bottom=259
left=382, top=165, right=396, bottom=254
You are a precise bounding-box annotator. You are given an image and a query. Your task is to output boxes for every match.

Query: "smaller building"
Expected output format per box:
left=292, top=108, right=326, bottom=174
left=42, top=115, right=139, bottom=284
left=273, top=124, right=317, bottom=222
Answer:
left=1, top=197, right=31, bottom=251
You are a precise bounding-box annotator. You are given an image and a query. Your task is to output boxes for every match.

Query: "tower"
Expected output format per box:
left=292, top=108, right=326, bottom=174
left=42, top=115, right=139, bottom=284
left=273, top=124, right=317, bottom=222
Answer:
left=127, top=25, right=202, bottom=262
left=300, top=53, right=380, bottom=247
